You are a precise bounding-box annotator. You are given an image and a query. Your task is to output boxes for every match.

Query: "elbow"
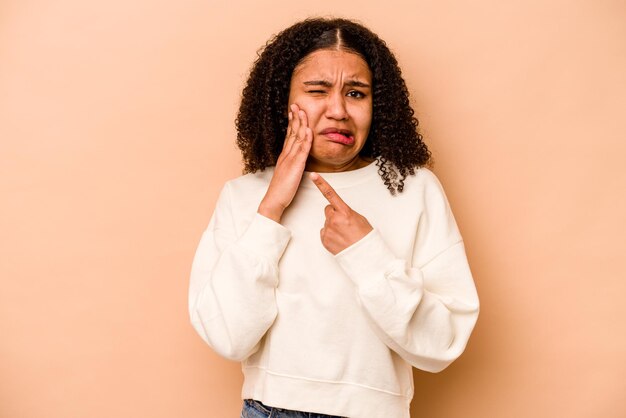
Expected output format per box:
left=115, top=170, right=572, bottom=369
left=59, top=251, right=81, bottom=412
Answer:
left=411, top=309, right=479, bottom=374
left=420, top=359, right=453, bottom=374
left=190, top=309, right=258, bottom=362
left=417, top=344, right=464, bottom=373
left=413, top=340, right=469, bottom=373
left=211, top=342, right=256, bottom=362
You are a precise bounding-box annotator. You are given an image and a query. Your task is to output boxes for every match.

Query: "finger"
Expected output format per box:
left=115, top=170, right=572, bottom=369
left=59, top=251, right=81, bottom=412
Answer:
left=287, top=109, right=313, bottom=158
left=303, top=126, right=313, bottom=152
left=298, top=108, right=308, bottom=135
left=283, top=104, right=301, bottom=151
left=298, top=110, right=313, bottom=149
left=324, top=204, right=334, bottom=219
left=309, top=172, right=350, bottom=211
left=288, top=105, right=301, bottom=140
left=290, top=109, right=306, bottom=147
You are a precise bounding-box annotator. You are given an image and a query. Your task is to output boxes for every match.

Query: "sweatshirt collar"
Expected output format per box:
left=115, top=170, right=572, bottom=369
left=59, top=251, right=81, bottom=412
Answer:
left=299, top=161, right=379, bottom=190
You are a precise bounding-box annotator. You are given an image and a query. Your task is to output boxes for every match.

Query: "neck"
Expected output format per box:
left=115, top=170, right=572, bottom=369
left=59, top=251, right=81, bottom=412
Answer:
left=305, top=156, right=373, bottom=173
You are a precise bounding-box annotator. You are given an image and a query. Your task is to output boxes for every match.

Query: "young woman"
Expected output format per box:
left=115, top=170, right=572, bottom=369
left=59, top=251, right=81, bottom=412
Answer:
left=189, top=17, right=479, bottom=418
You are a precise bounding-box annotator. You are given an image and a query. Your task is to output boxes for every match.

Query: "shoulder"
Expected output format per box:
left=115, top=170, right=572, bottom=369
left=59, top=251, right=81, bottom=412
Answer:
left=223, top=167, right=275, bottom=196
left=398, top=168, right=457, bottom=223
left=399, top=167, right=447, bottom=198
left=214, top=168, right=275, bottom=217
left=413, top=166, right=442, bottom=185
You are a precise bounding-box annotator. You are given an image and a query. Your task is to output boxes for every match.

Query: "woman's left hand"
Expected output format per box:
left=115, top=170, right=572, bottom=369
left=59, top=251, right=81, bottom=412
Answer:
left=310, top=172, right=373, bottom=255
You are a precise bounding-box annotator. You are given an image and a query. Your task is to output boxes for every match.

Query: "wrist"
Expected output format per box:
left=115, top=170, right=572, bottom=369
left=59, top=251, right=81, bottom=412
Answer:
left=258, top=201, right=284, bottom=223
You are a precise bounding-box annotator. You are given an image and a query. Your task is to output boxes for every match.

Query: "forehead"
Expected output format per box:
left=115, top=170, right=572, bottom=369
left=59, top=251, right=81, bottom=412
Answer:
left=292, top=49, right=372, bottom=81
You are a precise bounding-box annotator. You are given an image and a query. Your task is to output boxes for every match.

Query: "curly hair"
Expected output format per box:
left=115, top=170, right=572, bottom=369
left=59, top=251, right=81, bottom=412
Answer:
left=235, top=17, right=431, bottom=193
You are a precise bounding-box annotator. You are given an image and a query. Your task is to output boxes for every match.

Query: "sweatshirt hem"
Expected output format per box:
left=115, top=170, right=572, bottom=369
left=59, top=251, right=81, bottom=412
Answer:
left=242, top=366, right=411, bottom=418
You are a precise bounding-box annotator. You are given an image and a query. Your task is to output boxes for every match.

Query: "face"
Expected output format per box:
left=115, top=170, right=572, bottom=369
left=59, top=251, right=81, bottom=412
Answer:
left=288, top=49, right=373, bottom=172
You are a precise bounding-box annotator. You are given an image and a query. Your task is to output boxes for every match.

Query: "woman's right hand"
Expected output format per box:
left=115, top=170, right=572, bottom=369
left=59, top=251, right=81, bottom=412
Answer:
left=257, top=103, right=313, bottom=223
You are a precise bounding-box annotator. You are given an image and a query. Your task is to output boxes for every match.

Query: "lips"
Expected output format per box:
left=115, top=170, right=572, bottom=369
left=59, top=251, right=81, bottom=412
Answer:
left=320, top=128, right=355, bottom=145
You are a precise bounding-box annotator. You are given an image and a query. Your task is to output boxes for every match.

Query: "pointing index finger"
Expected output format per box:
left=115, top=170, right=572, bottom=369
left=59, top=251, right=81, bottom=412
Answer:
left=309, top=172, right=349, bottom=211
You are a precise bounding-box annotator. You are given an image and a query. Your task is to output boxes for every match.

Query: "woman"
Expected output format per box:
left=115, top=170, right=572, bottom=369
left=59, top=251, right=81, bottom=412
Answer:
left=189, top=17, right=479, bottom=418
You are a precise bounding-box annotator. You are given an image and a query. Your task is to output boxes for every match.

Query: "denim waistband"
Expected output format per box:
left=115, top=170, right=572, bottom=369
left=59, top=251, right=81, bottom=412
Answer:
left=241, top=399, right=347, bottom=418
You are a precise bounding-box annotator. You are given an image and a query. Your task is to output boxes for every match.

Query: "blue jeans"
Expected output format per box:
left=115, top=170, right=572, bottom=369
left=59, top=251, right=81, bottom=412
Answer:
left=240, top=399, right=346, bottom=418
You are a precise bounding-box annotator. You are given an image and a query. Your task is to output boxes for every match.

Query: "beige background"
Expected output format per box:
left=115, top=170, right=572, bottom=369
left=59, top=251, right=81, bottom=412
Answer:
left=1, top=0, right=625, bottom=417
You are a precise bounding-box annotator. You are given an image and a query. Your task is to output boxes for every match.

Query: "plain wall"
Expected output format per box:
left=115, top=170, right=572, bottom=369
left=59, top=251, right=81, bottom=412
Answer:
left=1, top=0, right=625, bottom=417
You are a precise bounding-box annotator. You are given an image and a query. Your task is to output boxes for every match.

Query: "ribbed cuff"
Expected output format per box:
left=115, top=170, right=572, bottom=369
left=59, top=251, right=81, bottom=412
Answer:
left=334, top=229, right=398, bottom=289
left=238, top=213, right=292, bottom=262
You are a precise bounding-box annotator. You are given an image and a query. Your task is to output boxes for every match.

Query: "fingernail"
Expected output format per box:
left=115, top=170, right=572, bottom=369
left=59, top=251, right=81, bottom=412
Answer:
left=309, top=172, right=319, bottom=180
left=288, top=111, right=292, bottom=120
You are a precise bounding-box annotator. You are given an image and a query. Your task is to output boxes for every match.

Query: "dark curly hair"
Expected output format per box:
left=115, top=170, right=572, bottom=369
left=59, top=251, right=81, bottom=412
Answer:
left=235, top=17, right=431, bottom=193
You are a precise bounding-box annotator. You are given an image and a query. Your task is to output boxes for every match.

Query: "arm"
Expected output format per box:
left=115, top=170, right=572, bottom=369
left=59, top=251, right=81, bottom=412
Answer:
left=312, top=171, right=479, bottom=372
left=188, top=184, right=291, bottom=361
left=336, top=231, right=478, bottom=373
left=189, top=104, right=311, bottom=361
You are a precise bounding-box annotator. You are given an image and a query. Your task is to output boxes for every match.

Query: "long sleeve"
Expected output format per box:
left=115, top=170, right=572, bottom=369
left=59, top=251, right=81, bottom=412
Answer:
left=188, top=183, right=291, bottom=361
left=334, top=172, right=479, bottom=373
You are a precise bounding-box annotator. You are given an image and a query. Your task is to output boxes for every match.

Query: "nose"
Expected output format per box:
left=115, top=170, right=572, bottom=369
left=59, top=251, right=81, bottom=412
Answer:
left=324, top=91, right=348, bottom=120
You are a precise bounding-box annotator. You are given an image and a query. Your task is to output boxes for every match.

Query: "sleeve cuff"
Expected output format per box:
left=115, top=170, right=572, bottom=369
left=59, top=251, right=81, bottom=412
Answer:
left=334, top=229, right=400, bottom=290
left=237, top=213, right=292, bottom=262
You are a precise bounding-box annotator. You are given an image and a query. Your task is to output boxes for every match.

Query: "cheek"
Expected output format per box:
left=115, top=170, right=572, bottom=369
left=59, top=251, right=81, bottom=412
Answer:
left=356, top=108, right=373, bottom=133
left=296, top=101, right=322, bottom=125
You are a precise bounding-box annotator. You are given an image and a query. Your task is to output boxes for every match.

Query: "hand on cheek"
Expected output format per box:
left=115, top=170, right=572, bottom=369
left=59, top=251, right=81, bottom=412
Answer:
left=257, top=104, right=312, bottom=223
left=310, top=172, right=373, bottom=255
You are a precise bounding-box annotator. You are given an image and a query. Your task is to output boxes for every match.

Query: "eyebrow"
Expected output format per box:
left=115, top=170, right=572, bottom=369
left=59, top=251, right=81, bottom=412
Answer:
left=303, top=80, right=371, bottom=88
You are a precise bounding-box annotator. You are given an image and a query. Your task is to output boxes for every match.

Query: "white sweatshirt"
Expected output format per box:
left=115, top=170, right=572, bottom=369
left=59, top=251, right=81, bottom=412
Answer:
left=189, top=163, right=479, bottom=418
